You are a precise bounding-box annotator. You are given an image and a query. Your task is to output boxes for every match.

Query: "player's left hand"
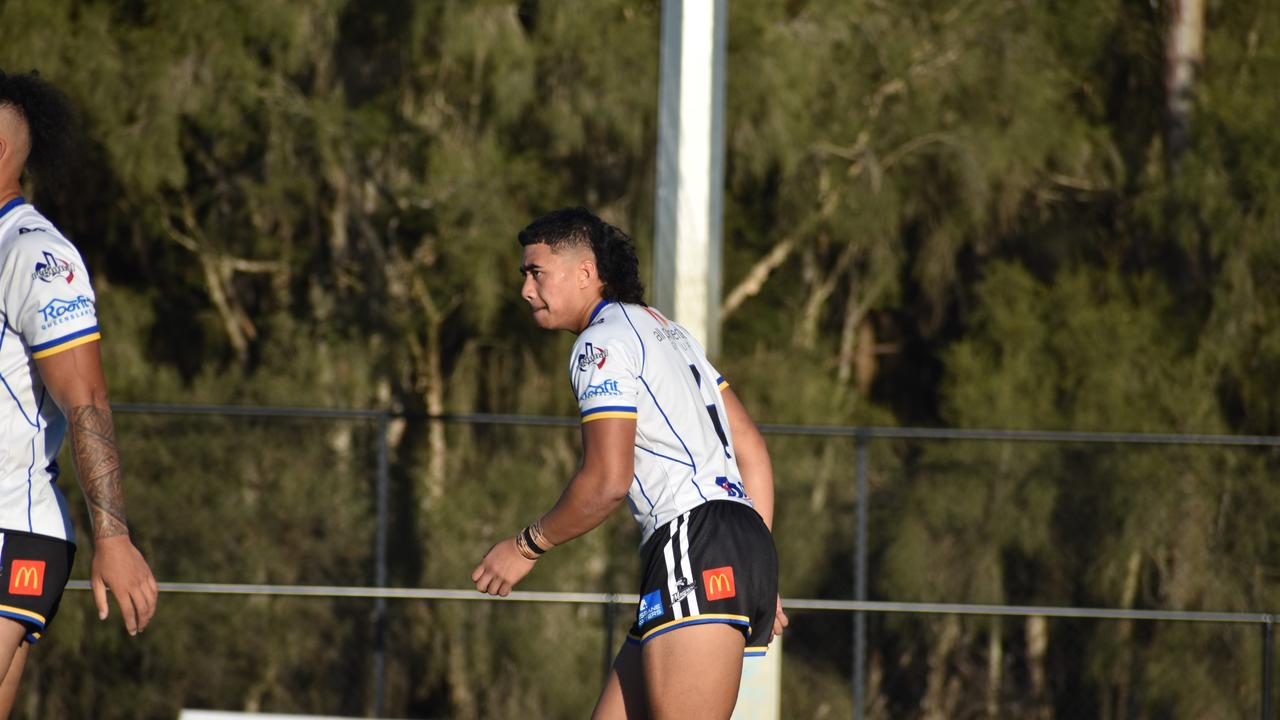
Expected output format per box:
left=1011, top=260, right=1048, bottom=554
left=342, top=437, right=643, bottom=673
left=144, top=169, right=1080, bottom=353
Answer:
left=92, top=535, right=158, bottom=636
left=471, top=537, right=537, bottom=597
left=772, top=594, right=789, bottom=640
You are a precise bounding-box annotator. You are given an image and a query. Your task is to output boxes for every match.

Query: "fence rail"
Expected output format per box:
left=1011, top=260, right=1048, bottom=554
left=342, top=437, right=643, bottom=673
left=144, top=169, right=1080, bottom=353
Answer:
left=62, top=580, right=1279, bottom=624
left=107, top=402, right=1280, bottom=719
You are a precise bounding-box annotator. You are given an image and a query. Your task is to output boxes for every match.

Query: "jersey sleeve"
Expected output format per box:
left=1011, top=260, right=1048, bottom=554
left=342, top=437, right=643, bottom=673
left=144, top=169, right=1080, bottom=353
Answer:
left=1, top=232, right=100, bottom=359
left=570, top=328, right=642, bottom=424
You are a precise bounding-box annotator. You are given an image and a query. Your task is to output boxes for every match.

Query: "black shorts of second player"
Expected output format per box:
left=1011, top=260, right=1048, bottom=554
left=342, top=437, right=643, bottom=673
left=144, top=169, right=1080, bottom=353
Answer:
left=0, top=530, right=75, bottom=644
left=627, top=500, right=779, bottom=657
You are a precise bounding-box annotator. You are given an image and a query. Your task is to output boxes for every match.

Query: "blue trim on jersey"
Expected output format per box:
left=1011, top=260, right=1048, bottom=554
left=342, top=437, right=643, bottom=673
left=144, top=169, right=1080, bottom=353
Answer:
left=0, top=196, right=25, bottom=221
left=30, top=389, right=46, bottom=532
left=618, top=305, right=647, bottom=375
left=639, top=377, right=709, bottom=504
left=0, top=314, right=40, bottom=428
left=29, top=325, right=101, bottom=353
left=744, top=650, right=768, bottom=657
left=0, top=367, right=39, bottom=429
left=633, top=473, right=656, bottom=515
left=52, top=479, right=75, bottom=543
left=581, top=405, right=638, bottom=418
left=619, top=303, right=709, bottom=504
left=587, top=299, right=610, bottom=326
left=26, top=437, right=36, bottom=531
left=635, top=444, right=694, bottom=469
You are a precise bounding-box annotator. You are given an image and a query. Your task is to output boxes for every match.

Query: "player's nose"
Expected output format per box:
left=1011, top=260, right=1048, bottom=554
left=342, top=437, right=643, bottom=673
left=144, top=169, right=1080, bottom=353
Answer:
left=521, top=275, right=537, bottom=304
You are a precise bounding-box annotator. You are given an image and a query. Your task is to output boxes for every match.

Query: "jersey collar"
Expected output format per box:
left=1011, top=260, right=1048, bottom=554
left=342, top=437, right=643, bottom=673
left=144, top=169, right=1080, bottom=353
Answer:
left=586, top=299, right=611, bottom=326
left=0, top=196, right=25, bottom=221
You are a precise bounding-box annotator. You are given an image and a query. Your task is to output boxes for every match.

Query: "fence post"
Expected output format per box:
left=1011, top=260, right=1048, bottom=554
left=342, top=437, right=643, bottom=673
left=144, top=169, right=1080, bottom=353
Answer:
left=372, top=413, right=390, bottom=718
left=604, top=596, right=618, bottom=683
left=1264, top=617, right=1274, bottom=720
left=854, top=429, right=869, bottom=720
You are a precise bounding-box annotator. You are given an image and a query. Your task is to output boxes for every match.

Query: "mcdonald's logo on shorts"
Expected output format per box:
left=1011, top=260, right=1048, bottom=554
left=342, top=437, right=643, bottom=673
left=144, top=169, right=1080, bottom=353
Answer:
left=702, top=566, right=736, bottom=601
left=8, top=560, right=45, bottom=596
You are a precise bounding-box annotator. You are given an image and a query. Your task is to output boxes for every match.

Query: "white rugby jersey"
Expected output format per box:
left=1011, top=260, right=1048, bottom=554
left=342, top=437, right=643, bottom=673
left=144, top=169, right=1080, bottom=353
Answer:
left=0, top=197, right=100, bottom=542
left=571, top=300, right=754, bottom=545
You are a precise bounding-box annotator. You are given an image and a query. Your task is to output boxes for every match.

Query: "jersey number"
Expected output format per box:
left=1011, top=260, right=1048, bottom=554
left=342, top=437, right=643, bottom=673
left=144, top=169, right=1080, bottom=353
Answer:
left=688, top=364, right=731, bottom=458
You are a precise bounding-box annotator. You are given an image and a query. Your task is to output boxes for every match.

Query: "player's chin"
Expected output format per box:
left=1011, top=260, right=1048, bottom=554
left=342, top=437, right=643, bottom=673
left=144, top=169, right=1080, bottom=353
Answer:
left=530, top=308, right=553, bottom=328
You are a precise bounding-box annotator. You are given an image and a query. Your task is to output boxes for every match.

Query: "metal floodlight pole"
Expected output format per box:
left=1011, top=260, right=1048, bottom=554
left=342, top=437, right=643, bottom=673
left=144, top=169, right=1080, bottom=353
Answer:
left=654, top=0, right=727, bottom=357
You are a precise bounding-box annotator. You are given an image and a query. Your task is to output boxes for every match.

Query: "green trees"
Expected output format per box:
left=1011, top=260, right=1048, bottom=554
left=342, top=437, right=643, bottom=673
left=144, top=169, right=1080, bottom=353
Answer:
left=1, top=0, right=1278, bottom=716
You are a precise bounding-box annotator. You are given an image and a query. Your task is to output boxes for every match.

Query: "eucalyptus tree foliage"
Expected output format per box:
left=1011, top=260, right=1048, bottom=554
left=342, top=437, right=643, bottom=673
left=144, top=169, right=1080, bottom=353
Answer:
left=869, top=0, right=1280, bottom=716
left=1, top=0, right=1278, bottom=717
left=0, top=1, right=661, bottom=717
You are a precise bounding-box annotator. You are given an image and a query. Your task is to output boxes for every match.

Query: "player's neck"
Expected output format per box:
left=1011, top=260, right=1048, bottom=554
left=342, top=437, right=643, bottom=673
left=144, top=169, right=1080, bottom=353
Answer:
left=572, top=296, right=610, bottom=334
left=0, top=185, right=22, bottom=209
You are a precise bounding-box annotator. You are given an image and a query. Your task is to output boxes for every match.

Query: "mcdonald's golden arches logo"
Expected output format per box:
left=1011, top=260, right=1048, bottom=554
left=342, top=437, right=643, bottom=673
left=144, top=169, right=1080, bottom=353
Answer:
left=8, top=559, right=45, bottom=596
left=702, top=565, right=736, bottom=601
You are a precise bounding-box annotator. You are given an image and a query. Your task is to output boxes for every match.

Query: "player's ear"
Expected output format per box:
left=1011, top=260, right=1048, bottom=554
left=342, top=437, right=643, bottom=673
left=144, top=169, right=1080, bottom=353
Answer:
left=578, top=256, right=598, bottom=289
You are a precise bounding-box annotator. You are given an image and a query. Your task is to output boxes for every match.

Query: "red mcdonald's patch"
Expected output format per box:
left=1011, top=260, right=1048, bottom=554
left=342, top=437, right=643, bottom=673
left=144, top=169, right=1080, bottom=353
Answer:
left=702, top=566, right=736, bottom=601
left=8, top=560, right=45, bottom=596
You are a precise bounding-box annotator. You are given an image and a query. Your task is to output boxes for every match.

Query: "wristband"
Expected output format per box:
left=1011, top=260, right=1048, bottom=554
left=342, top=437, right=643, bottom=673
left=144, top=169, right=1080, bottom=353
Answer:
left=515, top=531, right=540, bottom=561
left=528, top=521, right=556, bottom=553
left=521, top=526, right=547, bottom=555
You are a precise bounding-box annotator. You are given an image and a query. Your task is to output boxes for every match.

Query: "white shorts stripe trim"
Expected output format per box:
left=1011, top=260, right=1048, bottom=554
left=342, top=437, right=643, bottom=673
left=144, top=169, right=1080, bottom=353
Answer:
left=663, top=515, right=681, bottom=620
left=678, top=513, right=699, bottom=616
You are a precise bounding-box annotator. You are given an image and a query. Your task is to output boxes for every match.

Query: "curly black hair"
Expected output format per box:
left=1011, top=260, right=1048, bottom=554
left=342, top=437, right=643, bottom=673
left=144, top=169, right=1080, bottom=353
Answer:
left=0, top=70, right=77, bottom=191
left=518, top=207, right=646, bottom=305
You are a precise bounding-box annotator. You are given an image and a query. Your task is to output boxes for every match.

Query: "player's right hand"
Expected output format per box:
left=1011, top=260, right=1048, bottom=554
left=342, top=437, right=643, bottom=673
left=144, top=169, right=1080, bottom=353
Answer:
left=91, top=535, right=158, bottom=635
left=772, top=595, right=789, bottom=640
left=471, top=537, right=537, bottom=597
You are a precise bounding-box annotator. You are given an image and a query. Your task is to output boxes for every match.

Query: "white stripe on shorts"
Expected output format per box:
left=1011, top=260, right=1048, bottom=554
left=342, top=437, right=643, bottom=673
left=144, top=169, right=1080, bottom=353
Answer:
left=678, top=514, right=699, bottom=616
left=663, top=515, right=682, bottom=620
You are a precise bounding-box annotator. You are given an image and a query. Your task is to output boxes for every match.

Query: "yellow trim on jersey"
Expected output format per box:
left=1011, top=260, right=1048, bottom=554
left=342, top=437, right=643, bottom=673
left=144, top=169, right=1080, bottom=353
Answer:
left=638, top=613, right=752, bottom=642
left=31, top=332, right=101, bottom=359
left=581, top=411, right=639, bottom=423
left=745, top=646, right=769, bottom=654
left=718, top=380, right=730, bottom=390
left=0, top=604, right=47, bottom=626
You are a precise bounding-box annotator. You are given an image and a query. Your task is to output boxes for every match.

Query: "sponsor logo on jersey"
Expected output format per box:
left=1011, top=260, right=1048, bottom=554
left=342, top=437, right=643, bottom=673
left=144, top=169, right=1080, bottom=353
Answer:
left=32, top=251, right=76, bottom=284
left=716, top=477, right=747, bottom=499
left=579, top=379, right=622, bottom=400
left=18, top=227, right=50, bottom=235
left=8, top=559, right=45, bottom=596
left=651, top=326, right=687, bottom=345
left=672, top=576, right=696, bottom=604
left=638, top=589, right=664, bottom=625
left=702, top=566, right=736, bottom=601
left=577, top=342, right=608, bottom=370
left=38, top=295, right=96, bottom=330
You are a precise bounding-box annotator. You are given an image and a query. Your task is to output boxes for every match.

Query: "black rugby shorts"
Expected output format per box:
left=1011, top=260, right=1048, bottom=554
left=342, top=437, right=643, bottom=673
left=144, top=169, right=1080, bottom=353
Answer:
left=627, top=500, right=779, bottom=656
left=0, top=530, right=75, bottom=644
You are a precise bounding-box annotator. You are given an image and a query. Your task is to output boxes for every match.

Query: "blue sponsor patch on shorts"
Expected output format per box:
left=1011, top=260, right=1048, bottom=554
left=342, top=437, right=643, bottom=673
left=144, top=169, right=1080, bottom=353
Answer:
left=638, top=589, right=664, bottom=626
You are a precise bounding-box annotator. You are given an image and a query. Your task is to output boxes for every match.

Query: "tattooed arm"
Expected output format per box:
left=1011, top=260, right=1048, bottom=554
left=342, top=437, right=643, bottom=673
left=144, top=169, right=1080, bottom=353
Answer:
left=66, top=404, right=129, bottom=538
left=36, top=341, right=157, bottom=635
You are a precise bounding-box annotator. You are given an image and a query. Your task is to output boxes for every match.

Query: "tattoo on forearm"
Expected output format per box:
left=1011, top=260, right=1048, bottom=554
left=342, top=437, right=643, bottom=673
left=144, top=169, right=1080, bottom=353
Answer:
left=68, top=405, right=129, bottom=538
